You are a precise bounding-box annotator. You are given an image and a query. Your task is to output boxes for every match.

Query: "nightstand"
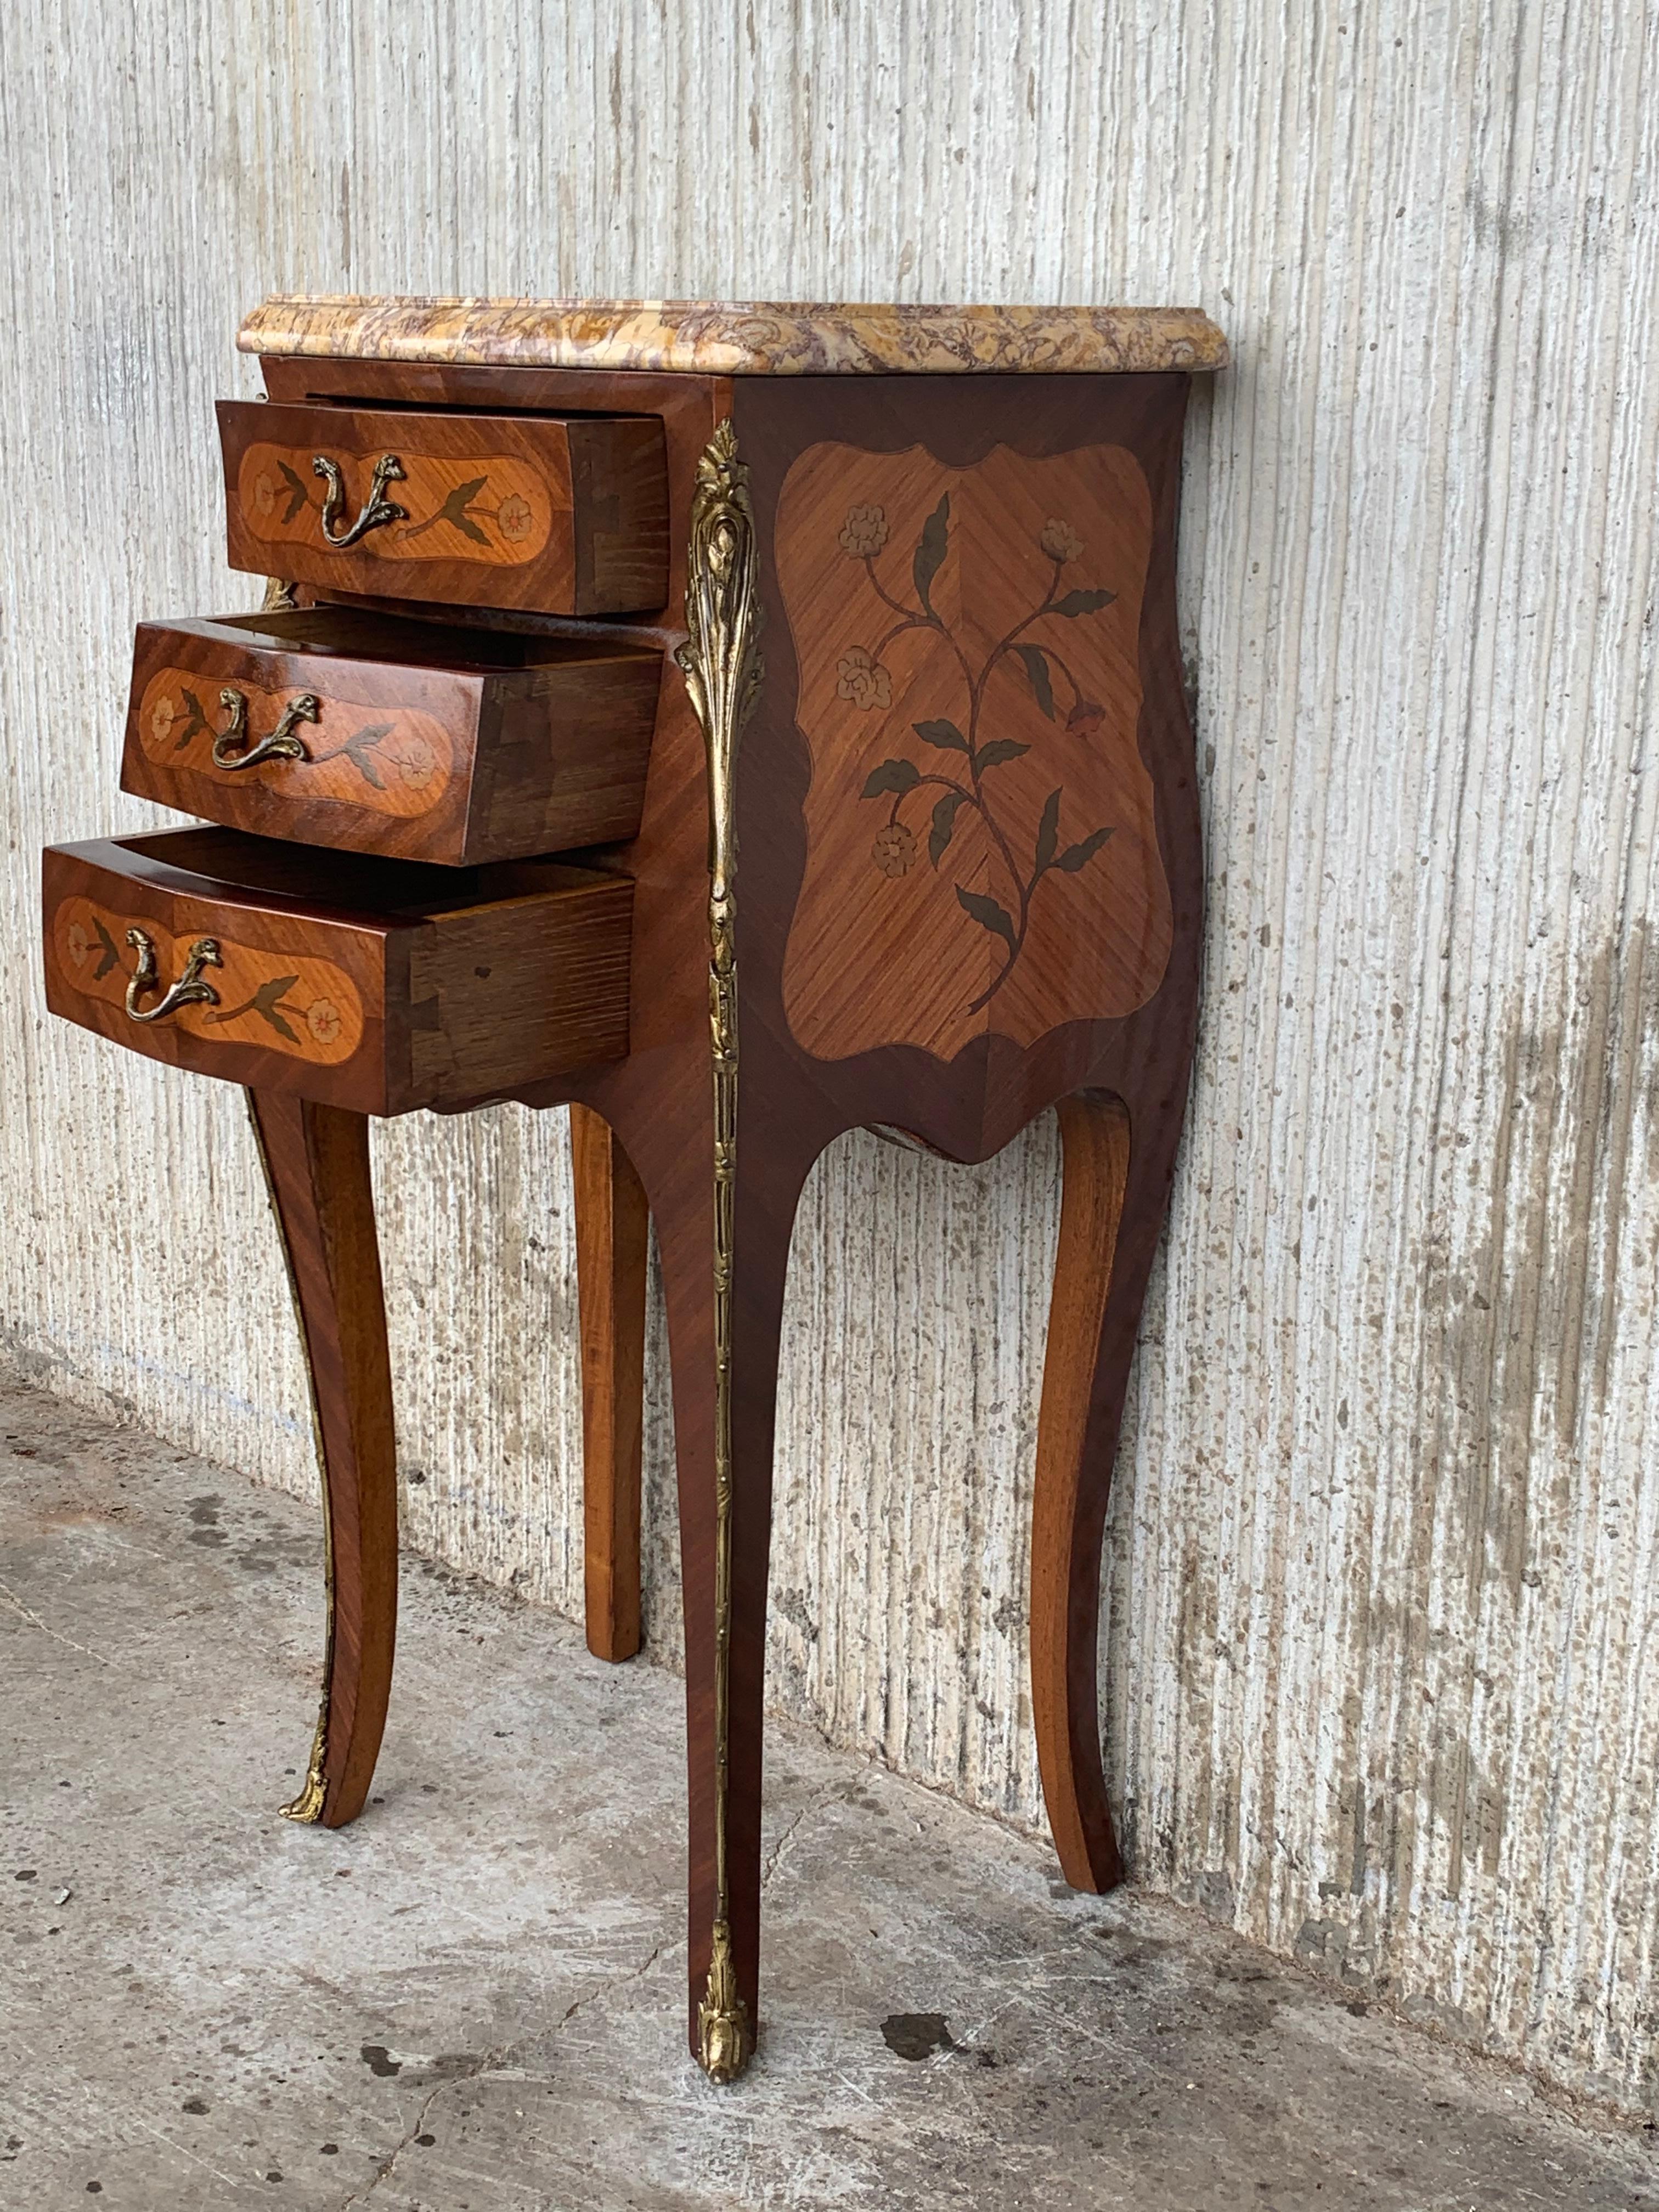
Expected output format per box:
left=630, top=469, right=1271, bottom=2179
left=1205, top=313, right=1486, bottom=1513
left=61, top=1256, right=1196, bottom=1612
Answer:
left=43, top=295, right=1226, bottom=2080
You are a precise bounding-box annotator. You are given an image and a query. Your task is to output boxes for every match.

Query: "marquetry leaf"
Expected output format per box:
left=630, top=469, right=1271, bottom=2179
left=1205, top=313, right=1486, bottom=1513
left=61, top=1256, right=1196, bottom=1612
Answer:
left=207, top=973, right=300, bottom=1041
left=975, top=738, right=1030, bottom=771
left=440, top=477, right=490, bottom=546
left=250, top=975, right=300, bottom=1042
left=92, top=916, right=120, bottom=980
left=912, top=494, right=951, bottom=614
left=929, top=791, right=968, bottom=867
left=956, top=884, right=1017, bottom=951
left=174, top=689, right=210, bottom=750
left=1053, top=587, right=1116, bottom=618
left=404, top=477, right=490, bottom=546
left=913, top=718, right=970, bottom=754
left=277, top=461, right=310, bottom=524
left=861, top=757, right=921, bottom=798
left=1053, top=825, right=1115, bottom=872
left=343, top=723, right=394, bottom=791
left=1035, top=787, right=1063, bottom=873
left=1014, top=644, right=1056, bottom=720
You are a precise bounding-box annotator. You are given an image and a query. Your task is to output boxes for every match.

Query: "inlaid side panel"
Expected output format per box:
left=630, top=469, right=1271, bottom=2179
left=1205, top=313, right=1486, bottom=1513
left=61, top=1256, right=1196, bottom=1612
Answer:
left=776, top=441, right=1170, bottom=1064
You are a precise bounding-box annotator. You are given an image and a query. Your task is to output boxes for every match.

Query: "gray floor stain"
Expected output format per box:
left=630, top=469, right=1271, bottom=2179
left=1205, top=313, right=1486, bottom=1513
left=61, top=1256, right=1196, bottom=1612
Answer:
left=882, top=2010, right=957, bottom=2059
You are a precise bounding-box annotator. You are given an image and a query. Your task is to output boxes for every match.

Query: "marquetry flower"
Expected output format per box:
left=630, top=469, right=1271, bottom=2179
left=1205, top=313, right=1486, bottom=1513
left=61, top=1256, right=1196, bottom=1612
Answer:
left=839, top=504, right=889, bottom=558
left=397, top=736, right=437, bottom=788
left=65, top=921, right=91, bottom=969
left=871, top=821, right=917, bottom=877
left=1066, top=699, right=1105, bottom=738
left=1040, top=518, right=1084, bottom=563
left=148, top=693, right=177, bottom=746
left=306, top=998, right=343, bottom=1046
left=496, top=494, right=534, bottom=541
left=837, top=647, right=892, bottom=711
left=253, top=472, right=278, bottom=520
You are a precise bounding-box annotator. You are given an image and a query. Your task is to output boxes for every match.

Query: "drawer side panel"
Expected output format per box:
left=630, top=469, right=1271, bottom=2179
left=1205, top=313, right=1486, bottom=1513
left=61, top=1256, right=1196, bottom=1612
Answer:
left=404, top=878, right=634, bottom=1105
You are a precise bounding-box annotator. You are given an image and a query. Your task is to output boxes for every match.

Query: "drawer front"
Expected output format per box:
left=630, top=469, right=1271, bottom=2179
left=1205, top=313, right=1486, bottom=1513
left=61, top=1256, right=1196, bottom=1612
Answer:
left=218, top=400, right=668, bottom=616
left=52, top=893, right=370, bottom=1065
left=44, top=845, right=387, bottom=1105
left=120, top=610, right=662, bottom=865
left=44, top=832, right=633, bottom=1114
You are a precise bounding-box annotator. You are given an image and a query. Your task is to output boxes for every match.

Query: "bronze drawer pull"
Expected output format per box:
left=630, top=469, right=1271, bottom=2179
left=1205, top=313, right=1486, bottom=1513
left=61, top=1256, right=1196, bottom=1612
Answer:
left=312, top=452, right=407, bottom=548
left=211, top=687, right=320, bottom=771
left=123, top=929, right=222, bottom=1024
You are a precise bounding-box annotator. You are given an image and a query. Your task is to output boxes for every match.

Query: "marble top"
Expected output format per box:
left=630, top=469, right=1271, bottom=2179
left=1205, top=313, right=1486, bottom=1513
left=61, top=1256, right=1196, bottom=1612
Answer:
left=238, top=296, right=1228, bottom=377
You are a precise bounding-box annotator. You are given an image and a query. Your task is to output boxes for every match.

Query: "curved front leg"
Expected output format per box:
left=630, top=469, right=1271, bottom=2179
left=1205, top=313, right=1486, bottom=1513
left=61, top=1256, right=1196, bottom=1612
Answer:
left=247, top=1089, right=398, bottom=1829
left=1031, top=1087, right=1175, bottom=1892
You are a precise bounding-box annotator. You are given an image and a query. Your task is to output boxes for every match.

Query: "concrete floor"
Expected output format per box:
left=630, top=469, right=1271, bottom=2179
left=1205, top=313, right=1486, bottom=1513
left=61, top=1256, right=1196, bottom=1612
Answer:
left=2, top=1381, right=1656, bottom=2212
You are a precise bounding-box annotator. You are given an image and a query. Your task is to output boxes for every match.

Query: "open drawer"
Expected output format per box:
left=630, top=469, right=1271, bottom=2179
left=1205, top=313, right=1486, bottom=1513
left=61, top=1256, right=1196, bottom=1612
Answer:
left=218, top=399, right=669, bottom=616
left=121, top=606, right=662, bottom=865
left=43, top=827, right=631, bottom=1114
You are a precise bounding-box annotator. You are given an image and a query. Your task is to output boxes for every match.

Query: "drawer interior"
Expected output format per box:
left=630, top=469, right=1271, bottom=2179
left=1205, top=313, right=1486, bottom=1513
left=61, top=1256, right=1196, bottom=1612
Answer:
left=283, top=394, right=658, bottom=421
left=201, top=605, right=656, bottom=678
left=116, top=825, right=620, bottom=922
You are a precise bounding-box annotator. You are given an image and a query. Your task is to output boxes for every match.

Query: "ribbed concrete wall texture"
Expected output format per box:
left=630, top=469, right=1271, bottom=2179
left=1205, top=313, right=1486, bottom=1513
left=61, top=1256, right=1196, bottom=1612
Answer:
left=4, top=0, right=1656, bottom=2114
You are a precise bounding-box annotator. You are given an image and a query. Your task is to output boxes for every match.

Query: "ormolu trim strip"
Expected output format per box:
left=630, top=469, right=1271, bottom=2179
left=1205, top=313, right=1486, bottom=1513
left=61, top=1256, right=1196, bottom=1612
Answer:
left=675, top=420, right=765, bottom=2084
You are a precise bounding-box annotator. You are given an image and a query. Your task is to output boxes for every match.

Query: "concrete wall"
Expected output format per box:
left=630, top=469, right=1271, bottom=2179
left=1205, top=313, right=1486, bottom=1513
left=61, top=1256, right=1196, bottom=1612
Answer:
left=5, top=0, right=1657, bottom=2114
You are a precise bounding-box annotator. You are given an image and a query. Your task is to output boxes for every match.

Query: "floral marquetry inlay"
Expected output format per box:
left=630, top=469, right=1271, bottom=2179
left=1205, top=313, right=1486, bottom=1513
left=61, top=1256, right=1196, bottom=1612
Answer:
left=237, top=444, right=552, bottom=567
left=776, top=442, right=1173, bottom=1064
left=54, top=898, right=365, bottom=1066
left=136, top=668, right=453, bottom=819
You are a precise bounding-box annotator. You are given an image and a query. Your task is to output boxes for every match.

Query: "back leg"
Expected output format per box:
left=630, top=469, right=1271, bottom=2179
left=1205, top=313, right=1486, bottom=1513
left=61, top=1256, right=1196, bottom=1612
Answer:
left=570, top=1103, right=648, bottom=1662
left=1030, top=1086, right=1183, bottom=1891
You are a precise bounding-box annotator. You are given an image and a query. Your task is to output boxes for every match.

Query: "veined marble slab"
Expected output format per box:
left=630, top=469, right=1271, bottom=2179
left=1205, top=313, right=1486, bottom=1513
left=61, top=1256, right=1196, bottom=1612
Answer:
left=238, top=295, right=1228, bottom=376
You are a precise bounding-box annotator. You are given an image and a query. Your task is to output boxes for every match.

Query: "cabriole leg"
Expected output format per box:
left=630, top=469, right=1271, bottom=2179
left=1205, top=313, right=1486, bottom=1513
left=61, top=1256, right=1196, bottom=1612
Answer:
left=1030, top=1087, right=1170, bottom=1892
left=248, top=1088, right=397, bottom=1829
